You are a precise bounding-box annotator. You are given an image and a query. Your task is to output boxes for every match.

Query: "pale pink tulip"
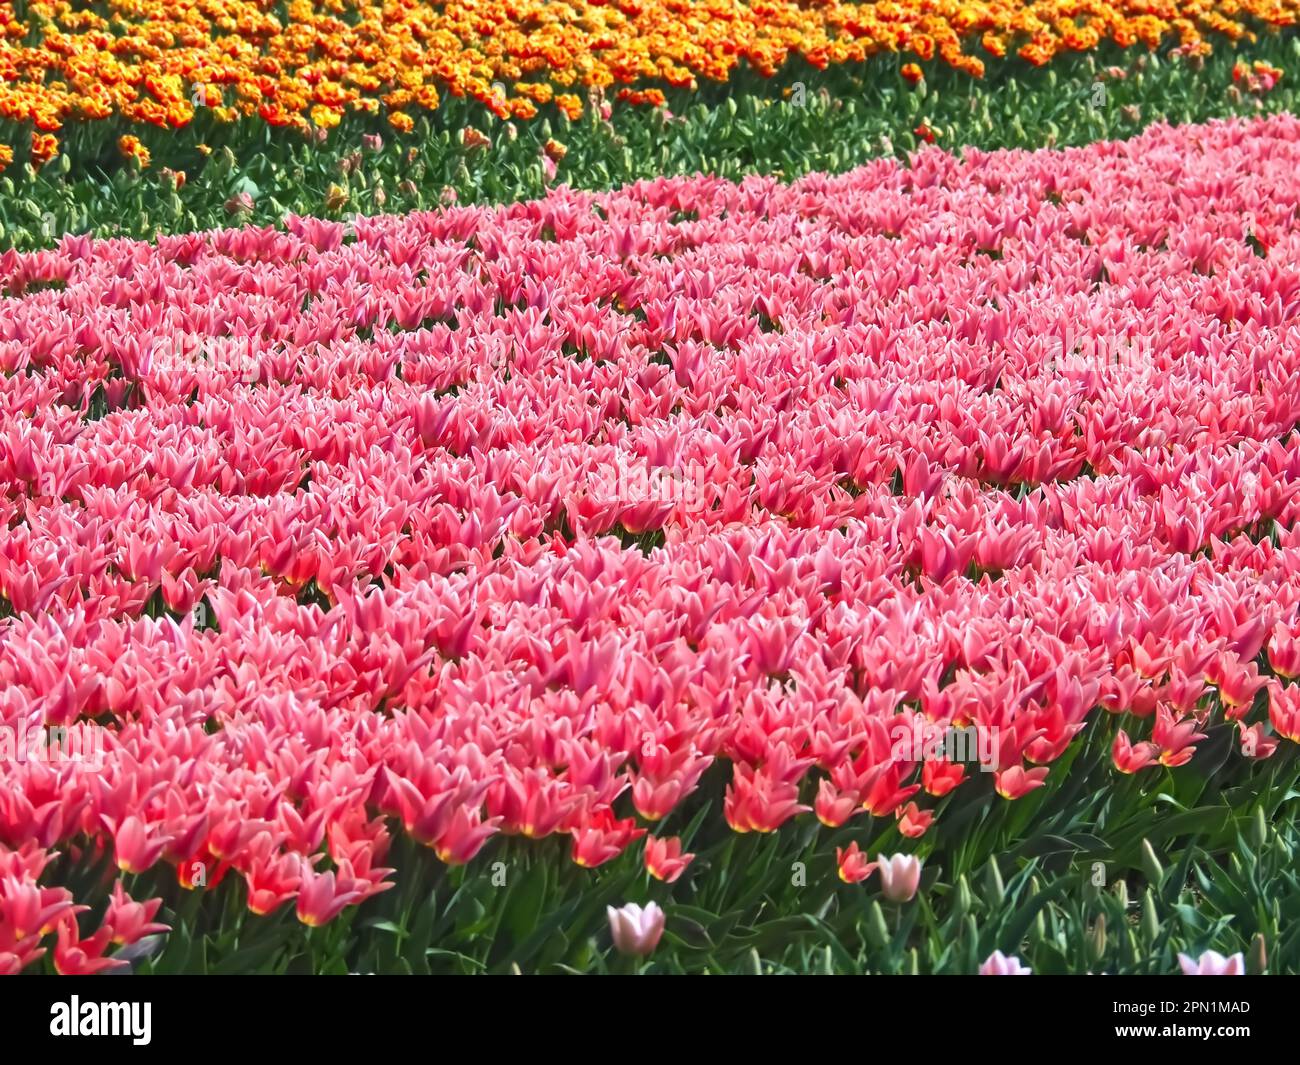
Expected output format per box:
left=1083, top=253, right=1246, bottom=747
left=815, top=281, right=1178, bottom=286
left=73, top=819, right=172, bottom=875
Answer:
left=607, top=902, right=666, bottom=957
left=877, top=854, right=923, bottom=903
left=1178, top=951, right=1245, bottom=976
left=979, top=951, right=1032, bottom=975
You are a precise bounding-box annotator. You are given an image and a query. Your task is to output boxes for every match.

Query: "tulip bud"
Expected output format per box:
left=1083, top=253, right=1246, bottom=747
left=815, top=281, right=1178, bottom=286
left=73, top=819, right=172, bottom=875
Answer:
left=1252, top=806, right=1268, bottom=850
left=1112, top=877, right=1129, bottom=910
left=954, top=874, right=972, bottom=918
left=1250, top=933, right=1267, bottom=975
left=866, top=900, right=890, bottom=949
left=984, top=858, right=1005, bottom=907
left=1088, top=914, right=1107, bottom=964
left=1140, top=839, right=1164, bottom=887
left=1141, top=889, right=1161, bottom=942
left=1122, top=926, right=1140, bottom=967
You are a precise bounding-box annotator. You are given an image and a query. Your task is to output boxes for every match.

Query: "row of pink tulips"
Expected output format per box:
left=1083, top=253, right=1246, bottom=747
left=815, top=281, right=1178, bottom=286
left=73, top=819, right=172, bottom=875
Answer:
left=5, top=115, right=1300, bottom=972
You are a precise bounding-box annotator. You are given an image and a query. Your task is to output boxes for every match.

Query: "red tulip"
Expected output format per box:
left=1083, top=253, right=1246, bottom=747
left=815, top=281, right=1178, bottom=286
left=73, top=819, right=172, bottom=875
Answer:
left=1152, top=706, right=1208, bottom=768
left=107, top=815, right=172, bottom=875
left=644, top=836, right=694, bottom=883
left=814, top=779, right=860, bottom=828
left=52, top=917, right=128, bottom=976
left=896, top=801, right=934, bottom=838
left=296, top=868, right=366, bottom=927
left=836, top=842, right=876, bottom=885
left=571, top=808, right=645, bottom=868
left=102, top=882, right=169, bottom=946
left=1270, top=683, right=1300, bottom=743
left=995, top=765, right=1049, bottom=800
left=1112, top=729, right=1158, bottom=774
left=922, top=759, right=966, bottom=797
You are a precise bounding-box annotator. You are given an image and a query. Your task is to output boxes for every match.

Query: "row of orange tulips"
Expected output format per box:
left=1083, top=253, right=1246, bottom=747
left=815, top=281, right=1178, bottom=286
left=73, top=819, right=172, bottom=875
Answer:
left=0, top=0, right=1297, bottom=167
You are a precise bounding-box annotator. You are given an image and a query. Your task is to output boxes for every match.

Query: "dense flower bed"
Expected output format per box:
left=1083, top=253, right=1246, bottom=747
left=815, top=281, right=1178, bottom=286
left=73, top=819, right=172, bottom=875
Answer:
left=1, top=0, right=1298, bottom=167
left=5, top=113, right=1300, bottom=972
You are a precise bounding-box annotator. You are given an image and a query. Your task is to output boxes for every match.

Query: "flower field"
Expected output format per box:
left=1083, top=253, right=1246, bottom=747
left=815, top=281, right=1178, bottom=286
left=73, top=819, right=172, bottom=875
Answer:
left=3, top=0, right=1297, bottom=166
left=2, top=1, right=1300, bottom=987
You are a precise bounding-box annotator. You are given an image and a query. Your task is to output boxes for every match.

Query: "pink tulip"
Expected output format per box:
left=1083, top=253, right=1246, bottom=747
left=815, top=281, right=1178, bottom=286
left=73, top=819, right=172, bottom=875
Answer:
left=876, top=854, right=922, bottom=903
left=223, top=191, right=255, bottom=216
left=1112, top=730, right=1159, bottom=774
left=1178, top=951, right=1245, bottom=976
left=979, top=951, right=1032, bottom=975
left=815, top=780, right=861, bottom=828
left=607, top=902, right=666, bottom=957
left=296, top=868, right=366, bottom=927
left=101, top=882, right=169, bottom=946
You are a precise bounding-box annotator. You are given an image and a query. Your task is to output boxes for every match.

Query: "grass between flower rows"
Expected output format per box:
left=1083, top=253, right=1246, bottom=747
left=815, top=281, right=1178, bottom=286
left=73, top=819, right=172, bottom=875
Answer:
left=67, top=709, right=1292, bottom=975
left=1, top=34, right=1298, bottom=251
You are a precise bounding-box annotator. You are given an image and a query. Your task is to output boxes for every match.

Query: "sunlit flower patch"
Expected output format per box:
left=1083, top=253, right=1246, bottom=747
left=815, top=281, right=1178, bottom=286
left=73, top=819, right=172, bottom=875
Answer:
left=3, top=113, right=1300, bottom=971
